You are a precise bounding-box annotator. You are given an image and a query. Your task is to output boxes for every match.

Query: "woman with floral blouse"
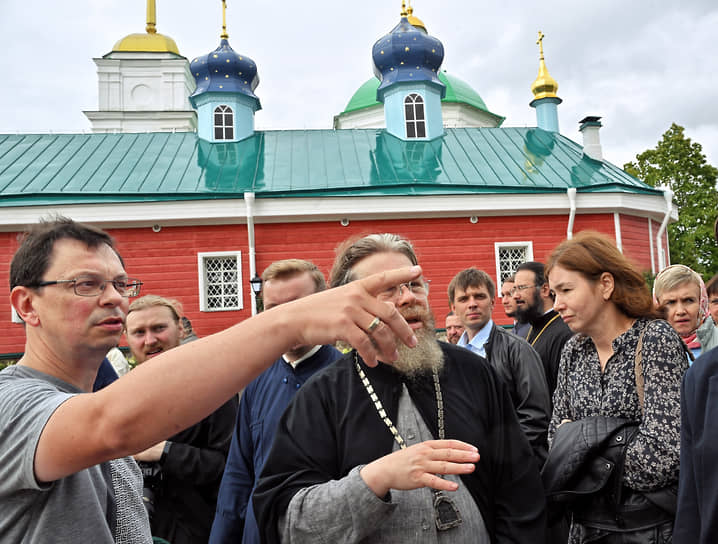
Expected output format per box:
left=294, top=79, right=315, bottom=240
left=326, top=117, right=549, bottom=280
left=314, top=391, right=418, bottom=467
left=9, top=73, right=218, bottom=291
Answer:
left=545, top=231, right=688, bottom=543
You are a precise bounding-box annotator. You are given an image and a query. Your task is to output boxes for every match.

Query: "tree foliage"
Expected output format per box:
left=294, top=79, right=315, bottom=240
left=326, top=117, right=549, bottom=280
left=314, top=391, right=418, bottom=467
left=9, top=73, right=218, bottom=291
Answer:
left=624, top=123, right=718, bottom=277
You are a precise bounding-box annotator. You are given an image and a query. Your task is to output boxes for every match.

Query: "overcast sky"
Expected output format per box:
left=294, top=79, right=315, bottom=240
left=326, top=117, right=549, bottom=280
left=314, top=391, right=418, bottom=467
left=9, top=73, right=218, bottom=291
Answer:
left=1, top=0, right=716, bottom=169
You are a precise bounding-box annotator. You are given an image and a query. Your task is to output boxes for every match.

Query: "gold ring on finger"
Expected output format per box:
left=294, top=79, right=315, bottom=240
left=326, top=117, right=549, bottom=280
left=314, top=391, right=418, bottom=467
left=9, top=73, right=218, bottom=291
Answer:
left=366, top=316, right=382, bottom=334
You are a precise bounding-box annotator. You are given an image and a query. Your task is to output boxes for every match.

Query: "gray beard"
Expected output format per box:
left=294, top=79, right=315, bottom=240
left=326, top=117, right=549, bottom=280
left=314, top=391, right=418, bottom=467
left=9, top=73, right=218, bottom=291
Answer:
left=392, top=324, right=445, bottom=377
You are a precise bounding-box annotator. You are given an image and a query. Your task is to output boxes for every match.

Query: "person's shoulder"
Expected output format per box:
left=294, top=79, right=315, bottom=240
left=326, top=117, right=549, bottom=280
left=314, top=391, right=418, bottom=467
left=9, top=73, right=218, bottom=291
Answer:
left=441, top=341, right=494, bottom=376
left=313, top=344, right=344, bottom=364
left=494, top=324, right=531, bottom=346
left=640, top=318, right=684, bottom=347
left=642, top=318, right=674, bottom=335
left=1, top=365, right=62, bottom=390
left=299, top=350, right=355, bottom=386
left=687, top=346, right=718, bottom=383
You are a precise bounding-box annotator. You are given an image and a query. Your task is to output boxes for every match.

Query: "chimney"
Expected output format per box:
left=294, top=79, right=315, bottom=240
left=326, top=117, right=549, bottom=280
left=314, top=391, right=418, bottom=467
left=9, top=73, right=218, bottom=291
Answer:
left=579, top=116, right=603, bottom=160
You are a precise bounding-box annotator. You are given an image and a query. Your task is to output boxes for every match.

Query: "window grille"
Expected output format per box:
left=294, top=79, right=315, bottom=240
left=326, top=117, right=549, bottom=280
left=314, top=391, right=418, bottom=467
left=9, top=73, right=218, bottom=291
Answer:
left=198, top=252, right=243, bottom=311
left=404, top=93, right=426, bottom=139
left=495, top=243, right=534, bottom=283
left=213, top=105, right=234, bottom=140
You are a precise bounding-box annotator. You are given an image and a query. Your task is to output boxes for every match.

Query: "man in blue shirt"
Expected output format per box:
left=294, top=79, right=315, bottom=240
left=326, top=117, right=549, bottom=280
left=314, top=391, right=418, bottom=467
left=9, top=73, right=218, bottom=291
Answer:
left=209, top=259, right=342, bottom=543
left=449, top=267, right=550, bottom=462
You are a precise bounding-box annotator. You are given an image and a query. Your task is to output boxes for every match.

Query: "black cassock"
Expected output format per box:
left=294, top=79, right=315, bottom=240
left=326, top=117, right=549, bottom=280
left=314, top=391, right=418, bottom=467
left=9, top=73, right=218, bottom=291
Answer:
left=254, top=342, right=546, bottom=543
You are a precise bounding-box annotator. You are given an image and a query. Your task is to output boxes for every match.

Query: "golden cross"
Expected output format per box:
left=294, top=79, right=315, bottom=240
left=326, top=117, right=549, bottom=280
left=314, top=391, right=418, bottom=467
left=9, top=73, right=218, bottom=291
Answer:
left=537, top=30, right=545, bottom=59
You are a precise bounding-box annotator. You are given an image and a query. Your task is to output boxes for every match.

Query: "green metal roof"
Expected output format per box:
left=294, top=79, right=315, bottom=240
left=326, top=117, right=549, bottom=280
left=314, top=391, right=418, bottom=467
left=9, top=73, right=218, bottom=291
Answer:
left=342, top=72, right=503, bottom=123
left=0, top=128, right=658, bottom=206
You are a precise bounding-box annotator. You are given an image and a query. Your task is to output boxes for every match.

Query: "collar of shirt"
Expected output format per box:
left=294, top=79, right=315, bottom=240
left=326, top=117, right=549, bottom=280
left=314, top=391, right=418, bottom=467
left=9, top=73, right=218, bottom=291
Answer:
left=456, top=320, right=494, bottom=358
left=283, top=345, right=322, bottom=369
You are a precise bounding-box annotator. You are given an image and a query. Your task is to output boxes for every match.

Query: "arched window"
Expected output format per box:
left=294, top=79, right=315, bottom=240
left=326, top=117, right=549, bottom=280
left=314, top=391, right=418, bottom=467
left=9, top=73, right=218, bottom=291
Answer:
left=404, top=93, right=426, bottom=138
left=214, top=105, right=234, bottom=140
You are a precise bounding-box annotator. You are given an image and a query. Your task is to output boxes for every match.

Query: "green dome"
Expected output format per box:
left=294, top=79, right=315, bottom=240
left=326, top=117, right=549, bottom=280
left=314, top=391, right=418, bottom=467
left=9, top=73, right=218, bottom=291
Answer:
left=343, top=71, right=492, bottom=115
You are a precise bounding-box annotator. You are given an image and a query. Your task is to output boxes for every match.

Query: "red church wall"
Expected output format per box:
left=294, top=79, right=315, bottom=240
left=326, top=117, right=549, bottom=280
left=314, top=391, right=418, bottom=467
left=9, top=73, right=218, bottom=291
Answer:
left=254, top=213, right=618, bottom=328
left=619, top=215, right=653, bottom=272
left=1, top=231, right=24, bottom=355
left=0, top=211, right=654, bottom=356
left=108, top=224, right=251, bottom=341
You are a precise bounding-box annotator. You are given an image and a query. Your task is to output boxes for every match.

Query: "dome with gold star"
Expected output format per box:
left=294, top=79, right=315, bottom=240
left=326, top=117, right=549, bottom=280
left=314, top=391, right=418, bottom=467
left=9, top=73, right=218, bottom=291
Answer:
left=190, top=39, right=259, bottom=101
left=372, top=17, right=445, bottom=100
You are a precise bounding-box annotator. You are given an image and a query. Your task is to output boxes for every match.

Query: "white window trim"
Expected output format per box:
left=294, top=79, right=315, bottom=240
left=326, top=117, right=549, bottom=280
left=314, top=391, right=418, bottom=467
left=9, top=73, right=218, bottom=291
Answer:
left=198, top=251, right=243, bottom=312
left=404, top=93, right=426, bottom=139
left=214, top=104, right=234, bottom=141
left=494, top=241, right=534, bottom=285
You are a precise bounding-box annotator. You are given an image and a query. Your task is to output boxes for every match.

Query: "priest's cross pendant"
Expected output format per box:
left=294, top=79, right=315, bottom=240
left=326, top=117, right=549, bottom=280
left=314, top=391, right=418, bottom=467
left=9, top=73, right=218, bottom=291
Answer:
left=433, top=491, right=463, bottom=531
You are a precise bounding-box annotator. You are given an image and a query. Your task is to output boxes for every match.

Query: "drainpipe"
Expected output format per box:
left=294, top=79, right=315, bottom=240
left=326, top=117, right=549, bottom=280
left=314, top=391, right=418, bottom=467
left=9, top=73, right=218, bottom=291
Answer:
left=244, top=192, right=258, bottom=315
left=656, top=187, right=673, bottom=271
left=566, top=188, right=577, bottom=239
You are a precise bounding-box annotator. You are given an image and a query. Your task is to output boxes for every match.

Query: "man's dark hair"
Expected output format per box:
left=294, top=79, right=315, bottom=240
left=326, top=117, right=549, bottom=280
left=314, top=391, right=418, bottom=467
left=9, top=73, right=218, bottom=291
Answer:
left=447, top=268, right=496, bottom=306
left=10, top=216, right=121, bottom=290
left=706, top=274, right=718, bottom=298
left=515, top=261, right=546, bottom=287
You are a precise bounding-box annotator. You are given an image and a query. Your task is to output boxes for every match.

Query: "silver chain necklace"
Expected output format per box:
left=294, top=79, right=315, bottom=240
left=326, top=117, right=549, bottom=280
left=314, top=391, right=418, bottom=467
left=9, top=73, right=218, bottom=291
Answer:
left=354, top=353, right=463, bottom=531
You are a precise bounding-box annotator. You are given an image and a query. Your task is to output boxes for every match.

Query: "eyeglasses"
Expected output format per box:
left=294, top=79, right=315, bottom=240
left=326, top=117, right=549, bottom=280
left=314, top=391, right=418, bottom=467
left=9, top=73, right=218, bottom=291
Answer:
left=509, top=283, right=540, bottom=295
left=27, top=275, right=143, bottom=298
left=379, top=280, right=430, bottom=300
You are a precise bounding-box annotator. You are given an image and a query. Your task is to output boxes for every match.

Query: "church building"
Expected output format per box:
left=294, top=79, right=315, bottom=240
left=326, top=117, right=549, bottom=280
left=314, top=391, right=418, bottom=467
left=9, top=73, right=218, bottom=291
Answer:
left=0, top=0, right=676, bottom=356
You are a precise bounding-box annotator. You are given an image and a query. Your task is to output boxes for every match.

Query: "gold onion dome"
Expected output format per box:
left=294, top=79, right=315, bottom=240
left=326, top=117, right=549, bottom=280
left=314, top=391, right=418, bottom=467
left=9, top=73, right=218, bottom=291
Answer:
left=531, top=31, right=559, bottom=100
left=112, top=0, right=180, bottom=54
left=113, top=31, right=180, bottom=54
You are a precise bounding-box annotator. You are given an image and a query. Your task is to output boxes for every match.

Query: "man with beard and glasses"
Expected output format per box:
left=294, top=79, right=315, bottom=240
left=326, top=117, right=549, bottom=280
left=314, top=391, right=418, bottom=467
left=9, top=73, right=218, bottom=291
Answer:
left=513, top=261, right=573, bottom=400
left=500, top=275, right=529, bottom=338
left=253, top=234, right=545, bottom=544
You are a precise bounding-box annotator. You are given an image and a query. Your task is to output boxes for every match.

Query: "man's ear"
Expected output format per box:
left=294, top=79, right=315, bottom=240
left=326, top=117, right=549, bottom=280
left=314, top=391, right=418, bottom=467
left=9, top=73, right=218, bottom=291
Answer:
left=539, top=281, right=552, bottom=299
left=10, top=286, right=40, bottom=327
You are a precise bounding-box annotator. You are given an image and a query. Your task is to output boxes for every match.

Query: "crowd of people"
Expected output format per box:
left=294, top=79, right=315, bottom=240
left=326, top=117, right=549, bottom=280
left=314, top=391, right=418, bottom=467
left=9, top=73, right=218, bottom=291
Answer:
left=1, top=216, right=717, bottom=543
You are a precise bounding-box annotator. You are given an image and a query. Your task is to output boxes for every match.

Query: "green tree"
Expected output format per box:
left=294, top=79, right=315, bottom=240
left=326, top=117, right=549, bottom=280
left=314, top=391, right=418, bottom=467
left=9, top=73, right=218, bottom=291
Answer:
left=624, top=123, right=718, bottom=277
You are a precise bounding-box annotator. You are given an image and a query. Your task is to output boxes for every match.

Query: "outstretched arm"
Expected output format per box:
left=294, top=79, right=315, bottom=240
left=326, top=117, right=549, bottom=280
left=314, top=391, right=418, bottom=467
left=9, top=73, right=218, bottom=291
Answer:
left=33, top=266, right=421, bottom=483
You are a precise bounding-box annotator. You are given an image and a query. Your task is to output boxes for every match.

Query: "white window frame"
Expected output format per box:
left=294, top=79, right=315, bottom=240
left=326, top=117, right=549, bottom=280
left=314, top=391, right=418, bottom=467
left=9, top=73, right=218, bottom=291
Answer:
left=213, top=105, right=234, bottom=141
left=404, top=93, right=426, bottom=139
left=198, top=251, right=243, bottom=312
left=494, top=242, right=534, bottom=285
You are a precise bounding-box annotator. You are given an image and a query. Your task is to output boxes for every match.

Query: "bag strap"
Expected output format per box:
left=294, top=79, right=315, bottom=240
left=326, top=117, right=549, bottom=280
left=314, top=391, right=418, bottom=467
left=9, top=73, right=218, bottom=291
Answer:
left=634, top=325, right=647, bottom=416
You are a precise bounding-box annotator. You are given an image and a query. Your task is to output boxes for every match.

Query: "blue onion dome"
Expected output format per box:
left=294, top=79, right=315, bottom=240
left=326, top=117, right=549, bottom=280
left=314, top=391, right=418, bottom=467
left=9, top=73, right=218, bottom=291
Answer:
left=190, top=39, right=260, bottom=101
left=371, top=17, right=445, bottom=100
